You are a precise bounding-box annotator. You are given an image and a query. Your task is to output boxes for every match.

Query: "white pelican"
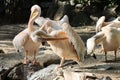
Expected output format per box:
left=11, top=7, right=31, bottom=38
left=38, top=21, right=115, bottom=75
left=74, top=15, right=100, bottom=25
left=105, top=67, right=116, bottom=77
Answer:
left=87, top=24, right=120, bottom=61
left=12, top=5, right=41, bottom=64
left=31, top=21, right=86, bottom=70
left=96, top=16, right=120, bottom=33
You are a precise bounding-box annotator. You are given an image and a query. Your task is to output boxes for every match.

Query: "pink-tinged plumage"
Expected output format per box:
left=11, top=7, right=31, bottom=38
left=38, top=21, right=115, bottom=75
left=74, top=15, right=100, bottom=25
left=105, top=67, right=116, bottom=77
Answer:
left=12, top=5, right=41, bottom=64
left=96, top=16, right=120, bottom=33
left=31, top=21, right=86, bottom=70
left=87, top=24, right=120, bottom=61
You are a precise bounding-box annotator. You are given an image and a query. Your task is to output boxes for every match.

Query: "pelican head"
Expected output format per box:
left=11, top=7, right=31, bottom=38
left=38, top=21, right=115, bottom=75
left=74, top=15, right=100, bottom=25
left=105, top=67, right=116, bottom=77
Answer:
left=86, top=38, right=97, bottom=59
left=30, top=5, right=41, bottom=20
left=28, top=5, right=41, bottom=28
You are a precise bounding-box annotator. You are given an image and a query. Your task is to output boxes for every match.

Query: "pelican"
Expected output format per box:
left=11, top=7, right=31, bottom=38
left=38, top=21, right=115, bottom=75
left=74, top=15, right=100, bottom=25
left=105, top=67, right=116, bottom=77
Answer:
left=96, top=16, right=120, bottom=32
left=95, top=16, right=120, bottom=54
left=31, top=21, right=86, bottom=70
left=12, top=5, right=41, bottom=64
left=87, top=24, right=120, bottom=61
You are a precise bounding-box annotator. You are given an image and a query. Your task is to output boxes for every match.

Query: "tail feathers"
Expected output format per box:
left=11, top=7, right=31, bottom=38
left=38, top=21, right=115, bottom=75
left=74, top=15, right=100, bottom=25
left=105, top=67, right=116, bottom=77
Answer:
left=15, top=46, right=23, bottom=53
left=15, top=47, right=22, bottom=53
left=13, top=41, right=23, bottom=53
left=16, top=49, right=21, bottom=53
left=62, top=23, right=86, bottom=62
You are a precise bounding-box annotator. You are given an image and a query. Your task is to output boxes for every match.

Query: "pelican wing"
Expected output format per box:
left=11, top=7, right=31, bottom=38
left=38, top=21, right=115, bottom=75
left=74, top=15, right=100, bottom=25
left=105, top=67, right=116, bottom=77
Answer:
left=50, top=15, right=69, bottom=30
left=35, top=15, right=69, bottom=27
left=96, top=16, right=105, bottom=32
left=35, top=17, right=62, bottom=30
left=13, top=31, right=29, bottom=52
left=31, top=29, right=68, bottom=42
left=59, top=15, right=69, bottom=25
left=62, top=23, right=86, bottom=62
left=35, top=17, right=47, bottom=27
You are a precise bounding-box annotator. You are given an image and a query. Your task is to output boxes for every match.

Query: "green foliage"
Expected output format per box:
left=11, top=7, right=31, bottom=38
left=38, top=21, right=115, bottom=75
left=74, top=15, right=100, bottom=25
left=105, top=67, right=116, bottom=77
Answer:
left=77, top=0, right=118, bottom=6
left=77, top=0, right=89, bottom=4
left=0, top=0, right=120, bottom=25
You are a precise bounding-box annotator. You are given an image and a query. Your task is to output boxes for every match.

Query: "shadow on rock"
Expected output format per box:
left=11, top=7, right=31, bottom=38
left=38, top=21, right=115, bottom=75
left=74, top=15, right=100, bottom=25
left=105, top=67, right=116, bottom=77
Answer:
left=0, top=62, right=42, bottom=80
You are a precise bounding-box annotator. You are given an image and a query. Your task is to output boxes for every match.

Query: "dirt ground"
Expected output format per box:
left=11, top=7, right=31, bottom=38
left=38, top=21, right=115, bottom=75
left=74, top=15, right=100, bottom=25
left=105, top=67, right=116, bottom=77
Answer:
left=0, top=25, right=120, bottom=80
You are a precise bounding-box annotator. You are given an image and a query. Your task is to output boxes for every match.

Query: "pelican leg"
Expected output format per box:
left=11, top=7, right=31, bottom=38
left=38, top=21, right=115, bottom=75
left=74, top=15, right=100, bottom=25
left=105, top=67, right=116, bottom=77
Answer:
left=60, top=57, right=65, bottom=67
left=32, top=51, right=38, bottom=64
left=114, top=50, right=117, bottom=61
left=76, top=60, right=82, bottom=66
left=99, top=44, right=104, bottom=53
left=74, top=57, right=83, bottom=66
left=105, top=51, right=107, bottom=62
left=99, top=49, right=104, bottom=53
left=76, top=59, right=83, bottom=66
left=55, top=57, right=65, bottom=71
left=23, top=51, right=29, bottom=64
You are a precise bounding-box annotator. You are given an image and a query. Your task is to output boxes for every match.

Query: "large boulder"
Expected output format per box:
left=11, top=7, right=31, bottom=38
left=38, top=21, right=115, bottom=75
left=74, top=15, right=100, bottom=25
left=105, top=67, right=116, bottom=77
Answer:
left=29, top=64, right=58, bottom=80
left=7, top=63, right=42, bottom=80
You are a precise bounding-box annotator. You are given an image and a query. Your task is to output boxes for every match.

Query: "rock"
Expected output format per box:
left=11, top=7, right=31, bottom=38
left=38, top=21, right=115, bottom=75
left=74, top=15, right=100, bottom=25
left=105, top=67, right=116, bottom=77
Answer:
left=0, top=67, right=9, bottom=80
left=0, top=49, right=4, bottom=54
left=7, top=63, right=42, bottom=80
left=37, top=52, right=60, bottom=67
left=0, top=48, right=14, bottom=54
left=53, top=68, right=64, bottom=80
left=53, top=76, right=64, bottom=80
left=29, top=64, right=58, bottom=80
left=63, top=70, right=97, bottom=80
left=100, top=76, right=112, bottom=80
left=97, top=65, right=112, bottom=70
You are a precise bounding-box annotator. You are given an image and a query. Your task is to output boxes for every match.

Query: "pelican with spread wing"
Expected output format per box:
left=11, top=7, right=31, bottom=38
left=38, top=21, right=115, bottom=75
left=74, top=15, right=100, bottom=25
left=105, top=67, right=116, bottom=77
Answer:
left=31, top=20, right=86, bottom=70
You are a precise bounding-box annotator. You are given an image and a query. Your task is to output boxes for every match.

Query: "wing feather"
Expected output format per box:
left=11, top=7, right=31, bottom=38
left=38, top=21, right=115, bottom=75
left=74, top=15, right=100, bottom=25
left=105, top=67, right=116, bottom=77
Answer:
left=62, top=23, right=86, bottom=62
left=13, top=31, right=29, bottom=52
